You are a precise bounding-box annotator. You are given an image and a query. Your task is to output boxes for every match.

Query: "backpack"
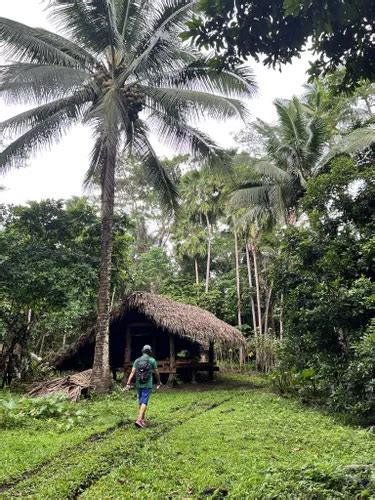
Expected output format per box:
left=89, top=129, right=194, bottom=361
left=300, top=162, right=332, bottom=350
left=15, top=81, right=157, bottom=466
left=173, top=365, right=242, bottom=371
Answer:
left=136, top=358, right=152, bottom=384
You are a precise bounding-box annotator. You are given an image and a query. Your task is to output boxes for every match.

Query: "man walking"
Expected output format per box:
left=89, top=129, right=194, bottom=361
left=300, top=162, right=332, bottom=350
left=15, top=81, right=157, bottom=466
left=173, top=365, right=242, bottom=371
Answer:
left=125, top=344, right=161, bottom=428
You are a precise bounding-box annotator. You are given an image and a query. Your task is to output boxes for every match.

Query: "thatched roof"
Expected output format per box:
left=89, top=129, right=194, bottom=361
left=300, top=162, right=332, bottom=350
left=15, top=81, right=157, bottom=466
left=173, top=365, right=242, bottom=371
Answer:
left=52, top=292, right=245, bottom=369
left=124, top=292, right=245, bottom=347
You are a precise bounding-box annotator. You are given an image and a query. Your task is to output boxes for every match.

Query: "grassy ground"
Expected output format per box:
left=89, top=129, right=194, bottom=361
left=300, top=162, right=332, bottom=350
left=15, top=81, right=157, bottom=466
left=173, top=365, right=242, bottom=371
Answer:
left=1, top=374, right=374, bottom=499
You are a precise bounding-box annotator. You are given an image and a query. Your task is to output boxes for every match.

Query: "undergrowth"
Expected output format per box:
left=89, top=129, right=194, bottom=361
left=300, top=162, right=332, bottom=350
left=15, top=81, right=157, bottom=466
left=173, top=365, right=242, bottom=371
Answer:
left=1, top=374, right=374, bottom=499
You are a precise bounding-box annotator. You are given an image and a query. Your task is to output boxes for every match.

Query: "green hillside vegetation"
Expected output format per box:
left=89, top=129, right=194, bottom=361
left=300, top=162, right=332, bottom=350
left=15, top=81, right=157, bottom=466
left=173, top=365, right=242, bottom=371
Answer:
left=1, top=375, right=374, bottom=499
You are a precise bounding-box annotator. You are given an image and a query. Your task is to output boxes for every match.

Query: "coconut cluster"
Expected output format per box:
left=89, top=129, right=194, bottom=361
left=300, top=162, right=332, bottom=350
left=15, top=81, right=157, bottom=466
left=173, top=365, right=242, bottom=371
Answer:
left=122, top=84, right=146, bottom=121
left=93, top=64, right=146, bottom=121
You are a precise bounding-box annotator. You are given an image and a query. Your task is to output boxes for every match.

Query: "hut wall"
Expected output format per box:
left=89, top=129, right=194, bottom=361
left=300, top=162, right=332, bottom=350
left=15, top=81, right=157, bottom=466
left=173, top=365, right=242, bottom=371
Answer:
left=57, top=309, right=204, bottom=372
left=109, top=311, right=200, bottom=369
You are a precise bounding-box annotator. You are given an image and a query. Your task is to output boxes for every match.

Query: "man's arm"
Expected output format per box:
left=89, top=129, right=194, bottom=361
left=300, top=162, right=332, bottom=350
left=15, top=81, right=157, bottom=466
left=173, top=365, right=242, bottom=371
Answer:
left=126, top=367, right=136, bottom=386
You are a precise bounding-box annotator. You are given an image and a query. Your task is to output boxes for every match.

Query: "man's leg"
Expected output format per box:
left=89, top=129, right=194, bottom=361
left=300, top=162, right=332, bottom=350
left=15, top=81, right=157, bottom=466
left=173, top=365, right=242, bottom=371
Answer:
left=138, top=403, right=147, bottom=421
left=135, top=389, right=151, bottom=427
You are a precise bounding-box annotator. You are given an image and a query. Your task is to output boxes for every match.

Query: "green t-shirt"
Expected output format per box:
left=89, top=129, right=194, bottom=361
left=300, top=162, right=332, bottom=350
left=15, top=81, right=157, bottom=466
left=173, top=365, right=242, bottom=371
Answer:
left=133, top=354, right=157, bottom=389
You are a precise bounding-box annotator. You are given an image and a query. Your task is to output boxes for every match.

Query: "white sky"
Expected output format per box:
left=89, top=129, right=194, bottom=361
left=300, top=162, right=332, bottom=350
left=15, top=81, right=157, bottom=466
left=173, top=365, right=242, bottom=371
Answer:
left=0, top=0, right=312, bottom=205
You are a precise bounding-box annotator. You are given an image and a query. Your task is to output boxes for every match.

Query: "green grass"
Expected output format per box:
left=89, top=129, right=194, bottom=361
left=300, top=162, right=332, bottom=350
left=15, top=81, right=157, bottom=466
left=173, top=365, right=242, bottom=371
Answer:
left=1, top=375, right=374, bottom=499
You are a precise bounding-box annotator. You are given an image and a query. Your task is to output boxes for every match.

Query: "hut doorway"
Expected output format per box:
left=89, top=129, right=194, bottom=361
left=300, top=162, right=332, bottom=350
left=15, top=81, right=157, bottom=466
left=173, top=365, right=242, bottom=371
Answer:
left=129, top=326, right=155, bottom=360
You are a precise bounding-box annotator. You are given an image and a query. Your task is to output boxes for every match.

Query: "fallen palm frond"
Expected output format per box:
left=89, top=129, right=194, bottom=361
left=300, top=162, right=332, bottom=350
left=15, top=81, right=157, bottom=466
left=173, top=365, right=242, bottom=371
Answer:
left=28, top=369, right=92, bottom=401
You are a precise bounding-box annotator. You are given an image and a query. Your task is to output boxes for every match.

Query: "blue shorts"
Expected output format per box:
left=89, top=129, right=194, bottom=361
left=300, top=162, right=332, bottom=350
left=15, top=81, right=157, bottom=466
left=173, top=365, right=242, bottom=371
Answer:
left=137, top=388, right=152, bottom=405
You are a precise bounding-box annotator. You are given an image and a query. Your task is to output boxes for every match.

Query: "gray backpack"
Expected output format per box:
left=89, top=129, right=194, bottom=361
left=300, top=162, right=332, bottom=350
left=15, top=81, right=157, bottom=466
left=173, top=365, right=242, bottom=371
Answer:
left=136, top=358, right=152, bottom=384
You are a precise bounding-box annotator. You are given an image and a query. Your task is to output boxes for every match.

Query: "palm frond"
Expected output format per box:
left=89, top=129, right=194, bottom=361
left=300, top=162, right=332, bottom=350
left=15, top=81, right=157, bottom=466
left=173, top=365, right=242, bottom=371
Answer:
left=305, top=115, right=327, bottom=167
left=47, top=0, right=120, bottom=55
left=128, top=37, right=193, bottom=82
left=0, top=63, right=91, bottom=104
left=119, top=0, right=194, bottom=83
left=125, top=120, right=178, bottom=212
left=84, top=90, right=121, bottom=192
left=144, top=86, right=250, bottom=121
left=146, top=62, right=257, bottom=99
left=0, top=17, right=89, bottom=67
left=36, top=28, right=98, bottom=69
left=253, top=159, right=291, bottom=183
left=147, top=109, right=228, bottom=169
left=236, top=205, right=278, bottom=233
left=0, top=90, right=93, bottom=136
left=274, top=98, right=303, bottom=145
left=230, top=183, right=271, bottom=209
left=320, top=127, right=375, bottom=166
left=115, top=0, right=142, bottom=43
left=0, top=106, right=81, bottom=172
left=84, top=130, right=108, bottom=189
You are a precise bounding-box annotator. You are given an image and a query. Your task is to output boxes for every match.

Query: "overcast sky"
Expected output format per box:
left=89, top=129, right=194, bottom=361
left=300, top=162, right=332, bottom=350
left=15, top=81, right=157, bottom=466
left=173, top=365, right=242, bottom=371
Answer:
left=0, top=0, right=312, bottom=205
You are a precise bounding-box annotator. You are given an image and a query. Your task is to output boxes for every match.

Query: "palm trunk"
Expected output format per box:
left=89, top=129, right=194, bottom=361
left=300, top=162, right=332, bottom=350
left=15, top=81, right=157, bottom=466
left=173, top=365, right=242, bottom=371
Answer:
left=91, top=150, right=116, bottom=394
left=264, top=284, right=273, bottom=335
left=251, top=242, right=262, bottom=338
left=251, top=241, right=263, bottom=372
left=234, top=228, right=244, bottom=367
left=245, top=243, right=257, bottom=338
left=234, top=229, right=242, bottom=328
left=194, top=257, right=199, bottom=285
left=205, top=213, right=211, bottom=293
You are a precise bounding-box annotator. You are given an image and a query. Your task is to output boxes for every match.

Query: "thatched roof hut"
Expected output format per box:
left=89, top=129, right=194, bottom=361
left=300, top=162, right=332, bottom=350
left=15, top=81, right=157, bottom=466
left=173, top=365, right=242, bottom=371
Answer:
left=53, top=292, right=245, bottom=382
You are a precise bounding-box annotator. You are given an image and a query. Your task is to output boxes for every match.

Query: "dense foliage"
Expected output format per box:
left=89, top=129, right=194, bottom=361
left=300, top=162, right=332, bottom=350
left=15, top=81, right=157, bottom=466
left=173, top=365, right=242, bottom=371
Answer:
left=272, top=153, right=374, bottom=421
left=0, top=198, right=131, bottom=383
left=187, top=0, right=375, bottom=89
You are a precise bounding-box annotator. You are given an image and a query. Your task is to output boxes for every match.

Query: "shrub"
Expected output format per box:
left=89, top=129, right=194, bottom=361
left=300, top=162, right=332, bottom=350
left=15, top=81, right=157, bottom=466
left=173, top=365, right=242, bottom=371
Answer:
left=0, top=393, right=86, bottom=429
left=259, top=464, right=375, bottom=499
left=329, top=321, right=375, bottom=422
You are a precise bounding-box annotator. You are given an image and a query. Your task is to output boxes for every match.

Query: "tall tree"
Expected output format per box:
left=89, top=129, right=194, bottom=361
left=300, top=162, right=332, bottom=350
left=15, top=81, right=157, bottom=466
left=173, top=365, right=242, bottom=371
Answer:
left=174, top=221, right=206, bottom=285
left=0, top=0, right=256, bottom=392
left=179, top=169, right=225, bottom=292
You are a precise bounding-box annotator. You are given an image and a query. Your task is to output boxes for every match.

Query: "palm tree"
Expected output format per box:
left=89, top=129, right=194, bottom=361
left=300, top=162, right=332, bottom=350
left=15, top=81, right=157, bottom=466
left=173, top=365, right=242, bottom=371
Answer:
left=174, top=222, right=206, bottom=286
left=179, top=169, right=225, bottom=292
left=0, top=1, right=256, bottom=392
left=232, top=97, right=327, bottom=224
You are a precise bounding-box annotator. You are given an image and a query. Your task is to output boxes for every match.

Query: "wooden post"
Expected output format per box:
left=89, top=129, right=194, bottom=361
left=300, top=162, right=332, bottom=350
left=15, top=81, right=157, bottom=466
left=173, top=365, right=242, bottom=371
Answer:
left=208, top=342, right=214, bottom=381
left=167, top=333, right=176, bottom=386
left=123, top=327, right=131, bottom=383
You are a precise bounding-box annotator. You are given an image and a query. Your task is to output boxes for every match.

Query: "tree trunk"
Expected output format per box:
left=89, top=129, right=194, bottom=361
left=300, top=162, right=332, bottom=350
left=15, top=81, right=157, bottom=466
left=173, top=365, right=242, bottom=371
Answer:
left=194, top=257, right=199, bottom=285
left=251, top=241, right=263, bottom=372
left=245, top=243, right=257, bottom=338
left=234, top=229, right=244, bottom=366
left=279, top=293, right=284, bottom=340
left=205, top=213, right=211, bottom=293
left=91, top=150, right=116, bottom=394
left=251, top=242, right=262, bottom=337
left=39, top=334, right=46, bottom=356
left=264, top=284, right=273, bottom=335
left=234, top=229, right=242, bottom=327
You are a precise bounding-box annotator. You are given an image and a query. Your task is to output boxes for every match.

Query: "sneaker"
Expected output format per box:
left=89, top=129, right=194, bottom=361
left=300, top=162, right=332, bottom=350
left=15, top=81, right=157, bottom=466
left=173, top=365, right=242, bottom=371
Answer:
left=135, top=419, right=145, bottom=428
left=141, top=419, right=147, bottom=427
